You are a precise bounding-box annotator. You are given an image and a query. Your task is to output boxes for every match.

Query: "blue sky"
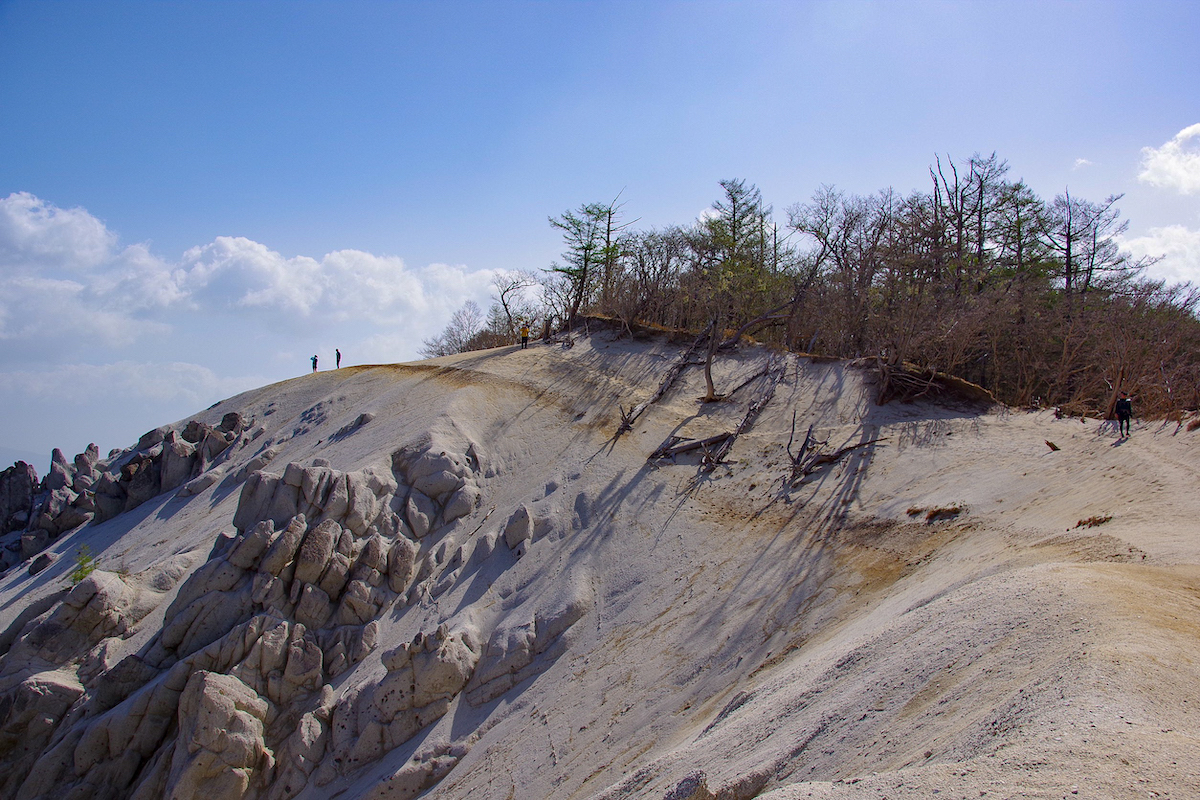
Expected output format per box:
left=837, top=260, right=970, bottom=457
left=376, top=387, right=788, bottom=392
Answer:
left=2, top=0, right=1199, bottom=471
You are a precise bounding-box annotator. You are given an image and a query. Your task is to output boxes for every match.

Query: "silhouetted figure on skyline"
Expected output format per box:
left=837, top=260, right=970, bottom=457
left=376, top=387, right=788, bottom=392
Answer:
left=336, top=348, right=342, bottom=368
left=311, top=355, right=318, bottom=373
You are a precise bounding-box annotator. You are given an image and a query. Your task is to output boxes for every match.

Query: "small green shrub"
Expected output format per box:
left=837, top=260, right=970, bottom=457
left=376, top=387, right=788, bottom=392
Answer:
left=69, top=545, right=96, bottom=585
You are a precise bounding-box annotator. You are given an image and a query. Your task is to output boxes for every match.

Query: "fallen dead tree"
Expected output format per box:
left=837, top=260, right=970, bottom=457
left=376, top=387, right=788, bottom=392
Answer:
left=618, top=321, right=714, bottom=434
left=700, top=356, right=786, bottom=474
left=647, top=355, right=786, bottom=473
left=871, top=358, right=997, bottom=406
left=784, top=411, right=887, bottom=486
left=650, top=432, right=733, bottom=461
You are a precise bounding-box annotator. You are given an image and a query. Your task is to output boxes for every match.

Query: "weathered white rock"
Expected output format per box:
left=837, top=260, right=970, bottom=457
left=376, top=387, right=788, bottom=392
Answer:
left=295, top=519, right=340, bottom=585
left=20, top=529, right=49, bottom=559
left=283, top=462, right=308, bottom=488
left=28, top=551, right=57, bottom=576
left=410, top=627, right=480, bottom=708
left=387, top=536, right=418, bottom=594
left=228, top=519, right=277, bottom=570
left=233, top=470, right=281, bottom=532
left=443, top=484, right=481, bottom=524
left=405, top=490, right=437, bottom=539
left=177, top=466, right=223, bottom=498
left=372, top=663, right=416, bottom=722
left=413, top=470, right=464, bottom=503
left=364, top=756, right=457, bottom=800
left=278, top=633, right=324, bottom=704
left=504, top=504, right=533, bottom=549
left=301, top=466, right=333, bottom=509
left=161, top=584, right=255, bottom=658
left=0, top=669, right=85, bottom=790
left=294, top=583, right=334, bottom=629
left=160, top=432, right=198, bottom=492
left=344, top=473, right=379, bottom=536
left=471, top=620, right=537, bottom=689
left=269, top=711, right=327, bottom=800
left=351, top=534, right=388, bottom=587
left=121, top=453, right=161, bottom=511
left=318, top=550, right=353, bottom=599
left=45, top=448, right=74, bottom=491
left=0, top=460, right=38, bottom=535
left=241, top=445, right=279, bottom=477
left=266, top=482, right=302, bottom=530
left=165, top=670, right=273, bottom=800
left=323, top=474, right=350, bottom=521
left=258, top=515, right=308, bottom=579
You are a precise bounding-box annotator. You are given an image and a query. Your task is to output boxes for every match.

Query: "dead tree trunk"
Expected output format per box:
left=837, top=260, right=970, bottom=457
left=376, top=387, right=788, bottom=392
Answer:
left=618, top=321, right=714, bottom=434
left=701, top=356, right=786, bottom=473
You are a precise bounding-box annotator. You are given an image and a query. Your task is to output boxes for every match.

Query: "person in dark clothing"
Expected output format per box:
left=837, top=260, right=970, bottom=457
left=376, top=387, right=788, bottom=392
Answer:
left=1115, top=391, right=1133, bottom=437
left=311, top=355, right=318, bottom=373
left=336, top=348, right=342, bottom=368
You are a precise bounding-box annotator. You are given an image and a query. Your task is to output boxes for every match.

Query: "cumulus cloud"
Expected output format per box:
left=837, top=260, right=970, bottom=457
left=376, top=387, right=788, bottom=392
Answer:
left=1138, top=124, right=1200, bottom=194
left=0, top=192, right=499, bottom=355
left=1073, top=158, right=1093, bottom=169
left=1121, top=224, right=1200, bottom=285
left=179, top=235, right=500, bottom=327
left=0, top=275, right=170, bottom=347
left=0, top=191, right=116, bottom=272
left=0, top=193, right=184, bottom=350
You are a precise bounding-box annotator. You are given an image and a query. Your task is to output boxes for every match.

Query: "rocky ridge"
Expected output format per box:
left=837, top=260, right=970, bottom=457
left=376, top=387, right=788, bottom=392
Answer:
left=0, top=334, right=1197, bottom=800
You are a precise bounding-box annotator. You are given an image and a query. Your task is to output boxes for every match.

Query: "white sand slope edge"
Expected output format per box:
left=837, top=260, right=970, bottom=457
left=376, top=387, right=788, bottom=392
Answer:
left=0, top=330, right=1196, bottom=800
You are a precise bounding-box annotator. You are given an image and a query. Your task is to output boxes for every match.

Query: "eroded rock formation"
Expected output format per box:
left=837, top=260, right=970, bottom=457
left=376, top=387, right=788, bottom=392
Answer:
left=0, top=420, right=588, bottom=800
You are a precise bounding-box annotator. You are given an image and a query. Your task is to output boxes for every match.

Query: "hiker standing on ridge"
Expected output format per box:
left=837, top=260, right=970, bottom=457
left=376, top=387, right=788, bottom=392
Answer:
left=1116, top=391, right=1134, bottom=437
left=311, top=355, right=318, bottom=373
left=520, top=323, right=530, bottom=349
left=336, top=348, right=342, bottom=368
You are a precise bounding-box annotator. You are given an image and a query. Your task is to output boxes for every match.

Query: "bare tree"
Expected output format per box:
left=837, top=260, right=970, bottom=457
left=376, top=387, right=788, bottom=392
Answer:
left=491, top=270, right=542, bottom=340
left=1041, top=191, right=1150, bottom=310
left=419, top=300, right=485, bottom=358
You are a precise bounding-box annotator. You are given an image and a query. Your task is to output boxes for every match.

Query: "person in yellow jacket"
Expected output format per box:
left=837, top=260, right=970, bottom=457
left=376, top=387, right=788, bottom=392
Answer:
left=519, top=324, right=530, bottom=349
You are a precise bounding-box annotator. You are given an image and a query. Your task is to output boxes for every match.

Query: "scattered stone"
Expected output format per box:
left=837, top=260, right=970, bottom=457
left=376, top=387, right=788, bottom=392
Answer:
left=28, top=551, right=57, bottom=575
left=504, top=504, right=533, bottom=549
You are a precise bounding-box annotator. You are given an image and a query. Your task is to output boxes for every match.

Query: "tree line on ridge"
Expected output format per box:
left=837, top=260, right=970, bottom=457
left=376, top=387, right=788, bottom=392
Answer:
left=422, top=153, right=1200, bottom=417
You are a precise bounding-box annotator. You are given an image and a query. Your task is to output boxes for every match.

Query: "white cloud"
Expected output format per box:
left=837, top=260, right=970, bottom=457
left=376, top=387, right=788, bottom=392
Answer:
left=0, top=191, right=116, bottom=272
left=1138, top=123, right=1200, bottom=194
left=180, top=236, right=326, bottom=314
left=0, top=360, right=263, bottom=406
left=1073, top=158, right=1092, bottom=169
left=0, top=192, right=500, bottom=358
left=0, top=191, right=506, bottom=458
left=1121, top=224, right=1200, bottom=285
left=0, top=193, right=184, bottom=351
left=179, top=236, right=500, bottom=326
left=0, top=275, right=170, bottom=347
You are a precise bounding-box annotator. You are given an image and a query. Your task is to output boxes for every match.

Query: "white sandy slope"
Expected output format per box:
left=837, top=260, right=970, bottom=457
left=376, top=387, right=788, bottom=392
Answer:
left=2, top=330, right=1197, bottom=800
